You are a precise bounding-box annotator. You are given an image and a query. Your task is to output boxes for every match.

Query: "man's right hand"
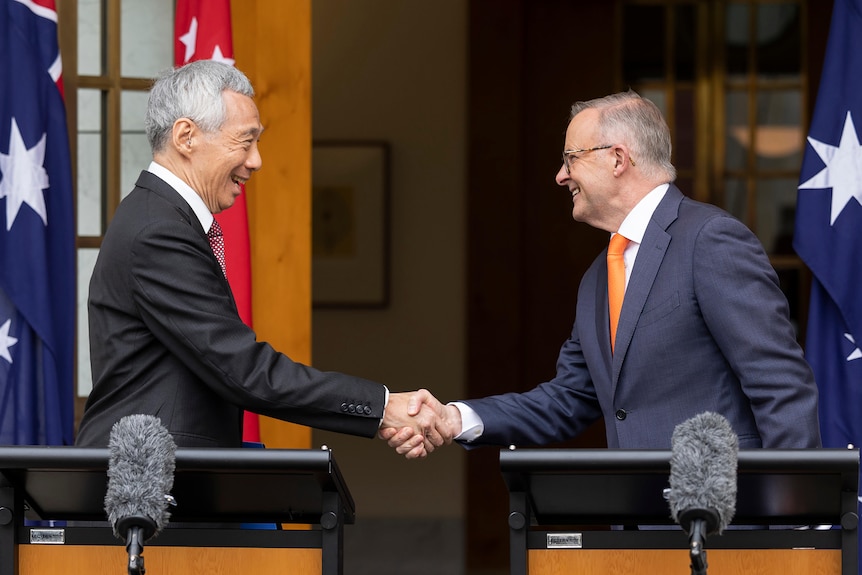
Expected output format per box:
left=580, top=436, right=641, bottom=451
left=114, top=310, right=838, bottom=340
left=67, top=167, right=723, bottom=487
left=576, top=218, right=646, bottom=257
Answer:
left=378, top=389, right=462, bottom=459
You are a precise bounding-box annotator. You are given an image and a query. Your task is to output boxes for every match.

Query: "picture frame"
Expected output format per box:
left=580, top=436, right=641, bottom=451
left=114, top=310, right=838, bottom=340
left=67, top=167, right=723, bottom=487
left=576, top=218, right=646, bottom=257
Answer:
left=311, top=141, right=391, bottom=308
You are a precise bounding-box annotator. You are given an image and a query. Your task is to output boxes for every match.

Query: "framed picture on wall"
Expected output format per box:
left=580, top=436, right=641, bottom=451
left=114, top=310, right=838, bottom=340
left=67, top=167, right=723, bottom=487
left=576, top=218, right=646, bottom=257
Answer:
left=311, top=141, right=391, bottom=308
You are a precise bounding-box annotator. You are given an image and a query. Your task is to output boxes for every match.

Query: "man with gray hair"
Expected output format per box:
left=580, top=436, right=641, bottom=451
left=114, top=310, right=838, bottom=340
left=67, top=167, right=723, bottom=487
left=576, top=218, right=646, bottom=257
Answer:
left=384, top=90, right=821, bottom=454
left=76, top=60, right=439, bottom=454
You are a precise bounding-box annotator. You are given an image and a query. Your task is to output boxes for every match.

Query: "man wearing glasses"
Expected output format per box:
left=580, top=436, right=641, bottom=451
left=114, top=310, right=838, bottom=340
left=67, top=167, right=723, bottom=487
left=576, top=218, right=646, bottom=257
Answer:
left=383, top=90, right=821, bottom=454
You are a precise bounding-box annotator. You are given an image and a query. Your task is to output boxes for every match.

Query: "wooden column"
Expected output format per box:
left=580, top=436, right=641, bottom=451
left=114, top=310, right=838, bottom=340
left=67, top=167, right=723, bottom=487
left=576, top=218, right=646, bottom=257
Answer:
left=231, top=0, right=312, bottom=449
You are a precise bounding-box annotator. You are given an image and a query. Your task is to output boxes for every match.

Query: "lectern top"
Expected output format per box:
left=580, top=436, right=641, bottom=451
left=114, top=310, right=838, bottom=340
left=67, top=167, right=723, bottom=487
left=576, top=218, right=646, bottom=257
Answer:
left=0, top=446, right=355, bottom=525
left=500, top=448, right=859, bottom=526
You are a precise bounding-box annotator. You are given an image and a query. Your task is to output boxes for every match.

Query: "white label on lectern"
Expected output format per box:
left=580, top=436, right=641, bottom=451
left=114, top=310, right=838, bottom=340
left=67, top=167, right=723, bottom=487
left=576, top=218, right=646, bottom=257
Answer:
left=30, top=529, right=65, bottom=544
left=547, top=533, right=582, bottom=548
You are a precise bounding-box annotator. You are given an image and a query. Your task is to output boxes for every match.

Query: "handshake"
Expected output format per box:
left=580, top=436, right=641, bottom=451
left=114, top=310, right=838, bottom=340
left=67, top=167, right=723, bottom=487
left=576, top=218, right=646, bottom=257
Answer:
left=379, top=390, right=462, bottom=459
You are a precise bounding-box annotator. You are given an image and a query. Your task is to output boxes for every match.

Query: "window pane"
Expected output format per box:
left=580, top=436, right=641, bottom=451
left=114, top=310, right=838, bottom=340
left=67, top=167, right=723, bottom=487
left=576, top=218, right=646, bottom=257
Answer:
left=78, top=0, right=102, bottom=75
left=641, top=89, right=666, bottom=117
left=121, top=0, right=174, bottom=77
left=77, top=248, right=99, bottom=397
left=623, top=5, right=666, bottom=82
left=674, top=4, right=696, bottom=82
left=121, top=91, right=151, bottom=198
left=724, top=178, right=748, bottom=223
left=77, top=89, right=103, bottom=236
left=725, top=90, right=748, bottom=171
left=755, top=178, right=798, bottom=254
left=755, top=90, right=802, bottom=170
left=756, top=3, right=801, bottom=78
left=674, top=88, right=695, bottom=171
left=725, top=2, right=749, bottom=80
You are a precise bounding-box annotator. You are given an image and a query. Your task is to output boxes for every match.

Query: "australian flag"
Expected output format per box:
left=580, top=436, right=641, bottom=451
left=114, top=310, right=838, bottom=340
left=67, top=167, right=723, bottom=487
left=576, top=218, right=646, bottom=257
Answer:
left=795, top=0, right=862, bottom=451
left=0, top=0, right=75, bottom=445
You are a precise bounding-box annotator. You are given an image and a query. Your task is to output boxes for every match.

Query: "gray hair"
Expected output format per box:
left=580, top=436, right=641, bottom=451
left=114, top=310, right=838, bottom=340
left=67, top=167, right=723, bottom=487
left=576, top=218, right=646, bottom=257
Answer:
left=145, top=60, right=255, bottom=153
left=570, top=90, right=676, bottom=182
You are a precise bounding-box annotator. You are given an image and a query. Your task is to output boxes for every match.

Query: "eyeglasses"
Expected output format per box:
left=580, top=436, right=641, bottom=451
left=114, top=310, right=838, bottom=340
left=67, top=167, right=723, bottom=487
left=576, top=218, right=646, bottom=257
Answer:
left=562, top=145, right=612, bottom=174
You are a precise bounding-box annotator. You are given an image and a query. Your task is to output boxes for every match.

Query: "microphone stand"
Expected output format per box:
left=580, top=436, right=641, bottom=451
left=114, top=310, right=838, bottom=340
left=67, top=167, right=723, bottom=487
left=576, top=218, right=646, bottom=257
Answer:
left=688, top=518, right=708, bottom=575
left=117, top=515, right=156, bottom=575
left=126, top=526, right=147, bottom=575
left=679, top=508, right=719, bottom=575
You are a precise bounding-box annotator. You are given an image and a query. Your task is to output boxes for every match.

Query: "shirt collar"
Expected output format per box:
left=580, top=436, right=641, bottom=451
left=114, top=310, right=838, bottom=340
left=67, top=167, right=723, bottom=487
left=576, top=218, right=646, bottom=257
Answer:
left=147, top=161, right=215, bottom=233
left=616, top=183, right=669, bottom=244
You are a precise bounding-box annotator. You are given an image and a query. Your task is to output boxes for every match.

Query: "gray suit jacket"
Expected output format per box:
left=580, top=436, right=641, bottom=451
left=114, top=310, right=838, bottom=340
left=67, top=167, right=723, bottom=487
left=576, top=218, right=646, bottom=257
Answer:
left=76, top=171, right=385, bottom=447
left=465, top=185, right=821, bottom=449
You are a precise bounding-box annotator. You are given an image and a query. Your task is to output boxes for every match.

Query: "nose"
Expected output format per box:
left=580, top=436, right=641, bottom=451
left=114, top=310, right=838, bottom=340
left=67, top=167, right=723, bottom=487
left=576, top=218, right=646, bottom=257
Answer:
left=555, top=163, right=569, bottom=186
left=247, top=143, right=263, bottom=172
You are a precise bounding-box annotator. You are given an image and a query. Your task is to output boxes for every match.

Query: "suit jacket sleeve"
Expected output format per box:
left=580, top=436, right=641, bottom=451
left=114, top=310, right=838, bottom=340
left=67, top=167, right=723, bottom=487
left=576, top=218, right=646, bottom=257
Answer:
left=691, top=214, right=820, bottom=448
left=460, top=317, right=604, bottom=448
left=129, top=213, right=385, bottom=438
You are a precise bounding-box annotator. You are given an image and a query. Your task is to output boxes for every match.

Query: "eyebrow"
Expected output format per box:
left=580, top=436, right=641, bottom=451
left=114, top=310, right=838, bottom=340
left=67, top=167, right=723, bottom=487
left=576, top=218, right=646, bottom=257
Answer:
left=240, top=124, right=264, bottom=138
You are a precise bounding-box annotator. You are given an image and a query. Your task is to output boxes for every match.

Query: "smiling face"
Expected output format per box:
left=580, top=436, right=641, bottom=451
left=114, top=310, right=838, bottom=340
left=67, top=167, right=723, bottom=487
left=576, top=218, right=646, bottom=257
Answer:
left=189, top=90, right=263, bottom=214
left=555, top=108, right=616, bottom=228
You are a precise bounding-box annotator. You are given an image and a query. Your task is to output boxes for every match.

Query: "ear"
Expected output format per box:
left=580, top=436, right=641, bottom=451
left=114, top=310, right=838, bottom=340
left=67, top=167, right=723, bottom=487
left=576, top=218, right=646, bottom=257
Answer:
left=612, top=145, right=633, bottom=177
left=171, top=118, right=195, bottom=155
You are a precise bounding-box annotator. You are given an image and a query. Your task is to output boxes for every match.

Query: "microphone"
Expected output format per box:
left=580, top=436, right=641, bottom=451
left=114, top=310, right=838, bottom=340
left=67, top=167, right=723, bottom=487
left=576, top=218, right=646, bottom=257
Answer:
left=104, top=414, right=177, bottom=575
left=666, top=412, right=738, bottom=575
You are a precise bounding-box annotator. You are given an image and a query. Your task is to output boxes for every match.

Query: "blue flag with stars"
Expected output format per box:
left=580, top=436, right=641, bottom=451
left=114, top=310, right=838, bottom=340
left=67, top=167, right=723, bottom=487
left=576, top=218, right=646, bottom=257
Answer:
left=0, top=0, right=75, bottom=445
left=795, top=0, right=862, bottom=452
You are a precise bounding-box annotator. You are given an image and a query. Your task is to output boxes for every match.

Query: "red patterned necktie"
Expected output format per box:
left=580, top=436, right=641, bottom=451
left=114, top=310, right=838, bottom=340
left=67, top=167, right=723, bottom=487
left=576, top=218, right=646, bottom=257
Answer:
left=607, top=233, right=630, bottom=354
left=207, top=219, right=227, bottom=278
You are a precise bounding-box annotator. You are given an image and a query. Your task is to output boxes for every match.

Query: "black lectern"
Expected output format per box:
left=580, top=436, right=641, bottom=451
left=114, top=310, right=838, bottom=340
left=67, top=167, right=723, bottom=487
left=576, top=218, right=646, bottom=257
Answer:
left=501, top=448, right=859, bottom=575
left=0, top=446, right=355, bottom=575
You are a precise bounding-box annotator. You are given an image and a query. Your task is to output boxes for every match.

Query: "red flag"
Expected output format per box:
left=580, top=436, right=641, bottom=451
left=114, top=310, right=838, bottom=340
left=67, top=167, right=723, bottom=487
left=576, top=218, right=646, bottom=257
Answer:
left=174, top=0, right=259, bottom=442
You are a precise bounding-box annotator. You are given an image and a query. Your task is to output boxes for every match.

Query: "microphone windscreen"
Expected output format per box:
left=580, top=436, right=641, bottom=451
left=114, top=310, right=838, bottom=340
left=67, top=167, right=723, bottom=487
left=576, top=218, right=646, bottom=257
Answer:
left=668, top=411, right=738, bottom=534
left=104, top=414, right=177, bottom=538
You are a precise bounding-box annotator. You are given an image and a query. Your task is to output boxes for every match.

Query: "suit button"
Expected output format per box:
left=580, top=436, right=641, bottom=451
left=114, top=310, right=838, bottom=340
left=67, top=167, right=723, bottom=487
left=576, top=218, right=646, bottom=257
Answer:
left=340, top=403, right=348, bottom=412
left=364, top=406, right=372, bottom=415
left=615, top=409, right=627, bottom=421
left=348, top=404, right=356, bottom=413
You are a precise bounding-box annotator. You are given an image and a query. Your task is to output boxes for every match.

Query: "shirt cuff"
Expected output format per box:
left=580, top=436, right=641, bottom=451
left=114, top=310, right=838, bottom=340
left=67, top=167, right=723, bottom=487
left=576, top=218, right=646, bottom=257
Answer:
left=451, top=402, right=483, bottom=442
left=379, top=385, right=390, bottom=428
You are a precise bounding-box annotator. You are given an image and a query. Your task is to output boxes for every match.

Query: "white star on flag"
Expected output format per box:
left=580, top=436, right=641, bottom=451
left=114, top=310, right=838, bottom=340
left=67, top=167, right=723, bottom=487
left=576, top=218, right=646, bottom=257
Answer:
left=210, top=45, right=235, bottom=66
left=179, top=17, right=198, bottom=63
left=0, top=117, right=49, bottom=231
left=0, top=319, right=17, bottom=364
left=845, top=333, right=862, bottom=362
left=797, top=111, right=862, bottom=225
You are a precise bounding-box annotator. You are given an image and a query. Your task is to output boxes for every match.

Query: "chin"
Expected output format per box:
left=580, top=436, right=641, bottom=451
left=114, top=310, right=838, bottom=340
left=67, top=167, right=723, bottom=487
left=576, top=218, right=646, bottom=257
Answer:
left=571, top=210, right=587, bottom=223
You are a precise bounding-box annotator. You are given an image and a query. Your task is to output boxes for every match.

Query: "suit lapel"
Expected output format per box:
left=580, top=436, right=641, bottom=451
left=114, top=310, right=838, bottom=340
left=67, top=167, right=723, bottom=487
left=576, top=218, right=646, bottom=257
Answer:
left=136, top=170, right=199, bottom=229
left=135, top=170, right=237, bottom=301
left=611, top=186, right=683, bottom=390
left=594, top=258, right=614, bottom=374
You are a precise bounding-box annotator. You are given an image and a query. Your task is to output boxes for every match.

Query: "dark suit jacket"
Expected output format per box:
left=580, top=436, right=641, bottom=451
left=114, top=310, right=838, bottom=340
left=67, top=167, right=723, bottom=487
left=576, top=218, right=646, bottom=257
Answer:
left=465, top=185, right=821, bottom=449
left=76, top=171, right=384, bottom=447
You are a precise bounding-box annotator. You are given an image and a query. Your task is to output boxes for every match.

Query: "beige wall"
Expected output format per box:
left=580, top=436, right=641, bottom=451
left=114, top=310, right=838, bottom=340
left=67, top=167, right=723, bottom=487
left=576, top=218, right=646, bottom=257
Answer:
left=310, top=1, right=467, bottom=519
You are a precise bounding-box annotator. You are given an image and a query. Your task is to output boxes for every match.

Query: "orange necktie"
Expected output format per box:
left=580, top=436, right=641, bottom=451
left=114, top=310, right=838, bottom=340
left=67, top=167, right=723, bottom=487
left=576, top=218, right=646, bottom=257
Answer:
left=608, top=233, right=630, bottom=354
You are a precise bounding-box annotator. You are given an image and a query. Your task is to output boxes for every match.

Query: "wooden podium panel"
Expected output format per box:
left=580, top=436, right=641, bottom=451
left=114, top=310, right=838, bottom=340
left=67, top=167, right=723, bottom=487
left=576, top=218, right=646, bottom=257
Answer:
left=529, top=549, right=841, bottom=575
left=20, top=545, right=320, bottom=575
